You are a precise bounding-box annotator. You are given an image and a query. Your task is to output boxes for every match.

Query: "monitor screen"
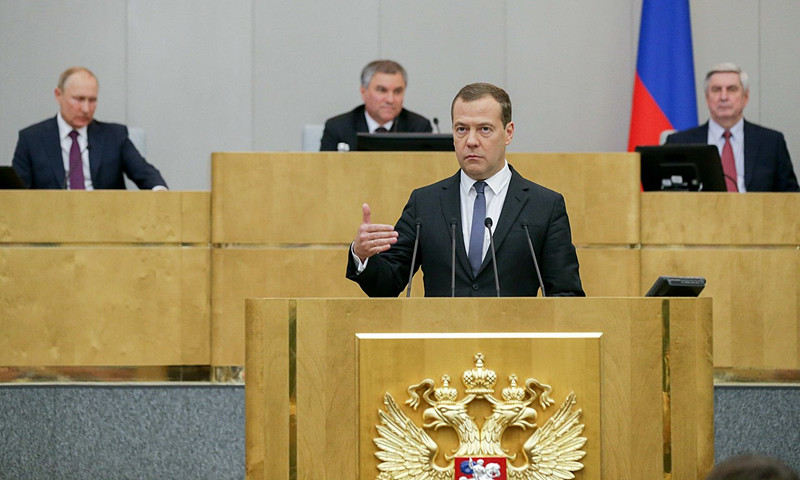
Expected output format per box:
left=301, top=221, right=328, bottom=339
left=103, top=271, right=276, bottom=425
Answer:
left=356, top=133, right=454, bottom=152
left=637, top=144, right=727, bottom=191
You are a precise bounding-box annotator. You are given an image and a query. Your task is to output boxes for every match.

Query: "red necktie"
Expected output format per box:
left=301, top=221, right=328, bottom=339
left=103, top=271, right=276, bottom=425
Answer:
left=721, top=130, right=738, bottom=192
left=68, top=130, right=86, bottom=190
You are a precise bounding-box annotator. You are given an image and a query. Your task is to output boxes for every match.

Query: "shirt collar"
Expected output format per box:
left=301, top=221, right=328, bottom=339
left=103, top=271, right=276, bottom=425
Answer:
left=364, top=110, right=394, bottom=133
left=709, top=117, right=744, bottom=139
left=57, top=112, right=88, bottom=140
left=460, top=160, right=511, bottom=195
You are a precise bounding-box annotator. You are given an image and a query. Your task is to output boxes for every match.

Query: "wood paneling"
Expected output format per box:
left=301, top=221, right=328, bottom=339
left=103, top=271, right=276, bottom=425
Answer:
left=244, top=297, right=713, bottom=480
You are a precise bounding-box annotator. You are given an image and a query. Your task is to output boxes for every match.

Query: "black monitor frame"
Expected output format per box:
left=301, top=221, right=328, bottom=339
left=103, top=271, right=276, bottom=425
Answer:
left=637, top=144, right=727, bottom=192
left=356, top=133, right=454, bottom=152
left=645, top=276, right=706, bottom=297
left=0, top=166, right=26, bottom=189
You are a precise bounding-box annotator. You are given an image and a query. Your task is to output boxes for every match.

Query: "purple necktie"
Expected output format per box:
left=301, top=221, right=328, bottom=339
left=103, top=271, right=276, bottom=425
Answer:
left=721, top=130, right=738, bottom=192
left=68, top=130, right=85, bottom=190
left=468, top=181, right=486, bottom=276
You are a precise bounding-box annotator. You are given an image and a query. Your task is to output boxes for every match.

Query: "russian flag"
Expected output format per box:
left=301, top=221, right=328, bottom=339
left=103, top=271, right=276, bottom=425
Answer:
left=628, top=0, right=697, bottom=151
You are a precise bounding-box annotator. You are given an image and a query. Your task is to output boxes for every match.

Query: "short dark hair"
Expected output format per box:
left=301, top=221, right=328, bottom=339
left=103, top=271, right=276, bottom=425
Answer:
left=360, top=60, right=407, bottom=88
left=706, top=454, right=799, bottom=480
left=451, top=83, right=512, bottom=126
left=57, top=66, right=98, bottom=90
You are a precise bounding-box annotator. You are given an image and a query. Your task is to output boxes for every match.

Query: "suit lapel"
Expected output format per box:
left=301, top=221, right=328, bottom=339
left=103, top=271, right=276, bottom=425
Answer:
left=480, top=167, right=528, bottom=272
left=354, top=106, right=369, bottom=133
left=41, top=117, right=66, bottom=187
left=391, top=109, right=405, bottom=132
left=742, top=120, right=758, bottom=189
left=697, top=123, right=710, bottom=143
left=438, top=172, right=472, bottom=276
left=87, top=121, right=102, bottom=182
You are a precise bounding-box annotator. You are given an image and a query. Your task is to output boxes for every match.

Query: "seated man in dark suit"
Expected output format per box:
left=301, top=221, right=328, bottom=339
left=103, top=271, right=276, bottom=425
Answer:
left=320, top=59, right=433, bottom=152
left=346, top=83, right=584, bottom=297
left=12, top=66, right=168, bottom=190
left=666, top=62, right=798, bottom=192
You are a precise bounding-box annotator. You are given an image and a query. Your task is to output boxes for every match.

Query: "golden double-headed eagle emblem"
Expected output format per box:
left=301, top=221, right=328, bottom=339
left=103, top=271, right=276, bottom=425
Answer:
left=373, top=353, right=587, bottom=480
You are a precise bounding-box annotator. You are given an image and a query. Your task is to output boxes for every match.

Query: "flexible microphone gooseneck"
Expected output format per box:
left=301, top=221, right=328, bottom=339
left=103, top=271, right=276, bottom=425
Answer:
left=722, top=174, right=739, bottom=192
left=521, top=222, right=546, bottom=297
left=484, top=217, right=500, bottom=297
left=450, top=218, right=457, bottom=297
left=432, top=117, right=441, bottom=134
left=405, top=221, right=422, bottom=298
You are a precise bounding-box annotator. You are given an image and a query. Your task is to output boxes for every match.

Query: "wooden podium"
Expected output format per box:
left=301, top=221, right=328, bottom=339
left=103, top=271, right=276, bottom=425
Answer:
left=245, top=297, right=713, bottom=480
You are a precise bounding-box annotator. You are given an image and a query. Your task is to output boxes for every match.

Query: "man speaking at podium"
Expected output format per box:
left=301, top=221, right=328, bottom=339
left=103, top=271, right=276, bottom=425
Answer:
left=346, top=83, right=584, bottom=297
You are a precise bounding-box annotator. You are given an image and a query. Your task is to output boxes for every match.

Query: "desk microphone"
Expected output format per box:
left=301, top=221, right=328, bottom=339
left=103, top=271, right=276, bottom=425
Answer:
left=405, top=220, right=422, bottom=298
left=432, top=117, right=441, bottom=134
left=723, top=174, right=739, bottom=192
left=521, top=221, right=546, bottom=297
left=450, top=218, right=457, bottom=297
left=484, top=217, right=500, bottom=297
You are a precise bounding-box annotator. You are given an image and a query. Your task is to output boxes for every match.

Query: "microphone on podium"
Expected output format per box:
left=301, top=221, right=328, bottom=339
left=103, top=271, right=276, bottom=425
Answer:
left=432, top=117, right=441, bottom=134
left=405, top=220, right=422, bottom=298
left=484, top=217, right=500, bottom=297
left=521, top=221, right=546, bottom=297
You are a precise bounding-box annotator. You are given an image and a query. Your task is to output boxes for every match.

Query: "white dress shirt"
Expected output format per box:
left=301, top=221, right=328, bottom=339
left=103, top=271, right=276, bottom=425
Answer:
left=459, top=161, right=512, bottom=262
left=364, top=112, right=394, bottom=133
left=708, top=118, right=746, bottom=192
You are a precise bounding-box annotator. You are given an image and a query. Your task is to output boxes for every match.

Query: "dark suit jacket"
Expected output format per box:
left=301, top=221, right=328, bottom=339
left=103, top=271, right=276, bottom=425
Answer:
left=12, top=117, right=168, bottom=190
left=320, top=104, right=432, bottom=151
left=666, top=120, right=799, bottom=192
left=346, top=166, right=585, bottom=297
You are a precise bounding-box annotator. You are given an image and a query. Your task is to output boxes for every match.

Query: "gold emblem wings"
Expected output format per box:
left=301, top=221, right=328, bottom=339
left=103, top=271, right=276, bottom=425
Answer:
left=373, top=354, right=587, bottom=480
left=507, top=391, right=586, bottom=480
left=374, top=391, right=453, bottom=480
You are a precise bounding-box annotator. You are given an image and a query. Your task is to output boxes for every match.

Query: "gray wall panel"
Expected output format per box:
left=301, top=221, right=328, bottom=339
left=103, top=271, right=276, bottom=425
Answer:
left=127, top=0, right=253, bottom=191
left=2, top=384, right=799, bottom=477
left=760, top=1, right=800, bottom=178
left=253, top=1, right=379, bottom=152
left=0, top=385, right=244, bottom=480
left=715, top=385, right=800, bottom=472
left=380, top=1, right=508, bottom=132
left=507, top=0, right=635, bottom=152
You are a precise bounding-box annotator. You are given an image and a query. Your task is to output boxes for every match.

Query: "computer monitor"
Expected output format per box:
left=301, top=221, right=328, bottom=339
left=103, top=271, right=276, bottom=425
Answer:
left=645, top=276, right=706, bottom=297
left=637, top=144, right=727, bottom=191
left=0, top=166, right=26, bottom=189
left=356, top=133, right=454, bottom=151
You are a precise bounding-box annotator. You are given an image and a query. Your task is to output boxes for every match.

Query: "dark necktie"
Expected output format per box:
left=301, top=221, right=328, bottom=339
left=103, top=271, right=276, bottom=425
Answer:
left=721, top=130, right=738, bottom=192
left=68, top=130, right=86, bottom=190
left=375, top=127, right=388, bottom=133
left=468, top=181, right=487, bottom=276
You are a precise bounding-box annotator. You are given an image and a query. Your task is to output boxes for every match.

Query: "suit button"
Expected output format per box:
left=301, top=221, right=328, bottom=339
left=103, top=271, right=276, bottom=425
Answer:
left=472, top=283, right=479, bottom=291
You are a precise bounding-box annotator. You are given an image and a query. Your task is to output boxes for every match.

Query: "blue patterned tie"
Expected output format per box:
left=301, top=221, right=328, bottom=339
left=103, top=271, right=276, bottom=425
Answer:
left=468, top=181, right=486, bottom=276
